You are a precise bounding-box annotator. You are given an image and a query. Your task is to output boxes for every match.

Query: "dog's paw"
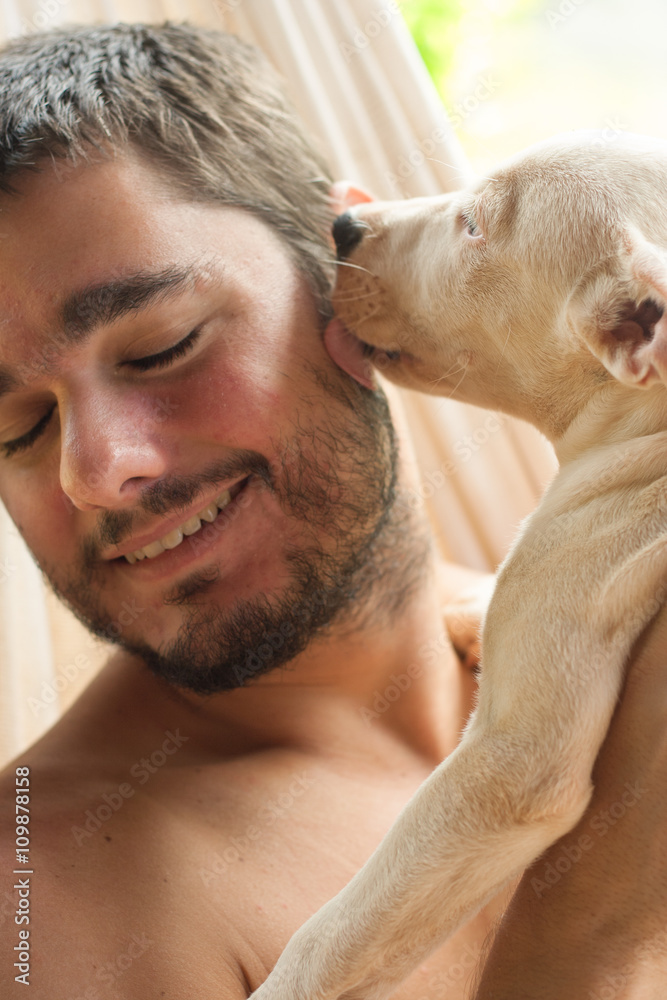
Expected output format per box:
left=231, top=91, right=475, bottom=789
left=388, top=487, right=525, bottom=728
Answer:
left=439, top=562, right=495, bottom=671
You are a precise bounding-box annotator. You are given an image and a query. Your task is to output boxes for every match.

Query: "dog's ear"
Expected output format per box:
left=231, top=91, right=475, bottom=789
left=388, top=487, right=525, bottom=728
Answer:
left=569, top=229, right=667, bottom=388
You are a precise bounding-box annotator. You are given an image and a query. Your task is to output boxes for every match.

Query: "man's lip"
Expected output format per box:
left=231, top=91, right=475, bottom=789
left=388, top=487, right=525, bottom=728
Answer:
left=102, top=476, right=250, bottom=561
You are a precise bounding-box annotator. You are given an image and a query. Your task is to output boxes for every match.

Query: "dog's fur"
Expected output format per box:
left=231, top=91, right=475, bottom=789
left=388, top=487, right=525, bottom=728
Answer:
left=250, top=132, right=667, bottom=1000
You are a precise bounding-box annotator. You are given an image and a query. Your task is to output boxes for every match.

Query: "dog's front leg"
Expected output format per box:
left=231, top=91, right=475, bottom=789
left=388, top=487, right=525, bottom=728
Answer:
left=248, top=735, right=592, bottom=1000
left=249, top=633, right=627, bottom=1000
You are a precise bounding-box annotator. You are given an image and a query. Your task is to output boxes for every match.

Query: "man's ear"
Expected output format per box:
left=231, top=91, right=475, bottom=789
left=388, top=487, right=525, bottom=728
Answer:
left=328, top=181, right=375, bottom=222
left=324, top=183, right=378, bottom=389
left=569, top=228, right=667, bottom=388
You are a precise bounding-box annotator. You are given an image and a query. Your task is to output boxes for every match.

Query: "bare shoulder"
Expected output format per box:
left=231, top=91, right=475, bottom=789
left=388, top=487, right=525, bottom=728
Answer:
left=0, top=751, right=253, bottom=998
left=0, top=697, right=254, bottom=996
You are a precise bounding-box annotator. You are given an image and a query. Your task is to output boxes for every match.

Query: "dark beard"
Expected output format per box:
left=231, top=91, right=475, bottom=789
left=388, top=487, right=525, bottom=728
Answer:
left=41, top=367, right=432, bottom=694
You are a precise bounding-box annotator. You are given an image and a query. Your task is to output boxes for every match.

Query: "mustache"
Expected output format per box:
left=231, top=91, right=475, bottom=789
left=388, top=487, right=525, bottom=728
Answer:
left=87, top=451, right=273, bottom=557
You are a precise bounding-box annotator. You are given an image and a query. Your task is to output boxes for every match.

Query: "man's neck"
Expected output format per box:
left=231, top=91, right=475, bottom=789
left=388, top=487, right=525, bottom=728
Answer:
left=102, top=558, right=467, bottom=772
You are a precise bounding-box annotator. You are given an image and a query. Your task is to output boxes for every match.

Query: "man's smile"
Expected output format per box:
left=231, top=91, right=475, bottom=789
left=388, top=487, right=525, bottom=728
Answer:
left=105, top=475, right=254, bottom=582
left=104, top=475, right=251, bottom=564
left=0, top=149, right=415, bottom=694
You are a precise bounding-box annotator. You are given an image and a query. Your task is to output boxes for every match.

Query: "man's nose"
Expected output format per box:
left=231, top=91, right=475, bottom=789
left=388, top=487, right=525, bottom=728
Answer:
left=59, top=393, right=168, bottom=511
left=332, top=212, right=367, bottom=260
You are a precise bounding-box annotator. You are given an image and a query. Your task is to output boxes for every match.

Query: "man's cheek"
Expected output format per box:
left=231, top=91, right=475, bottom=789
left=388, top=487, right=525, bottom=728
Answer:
left=2, top=484, right=67, bottom=557
left=188, top=370, right=290, bottom=453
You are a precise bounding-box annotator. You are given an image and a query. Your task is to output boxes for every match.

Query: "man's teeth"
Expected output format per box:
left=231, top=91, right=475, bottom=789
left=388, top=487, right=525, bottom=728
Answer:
left=124, top=490, right=232, bottom=564
left=199, top=502, right=219, bottom=523
left=181, top=515, right=202, bottom=535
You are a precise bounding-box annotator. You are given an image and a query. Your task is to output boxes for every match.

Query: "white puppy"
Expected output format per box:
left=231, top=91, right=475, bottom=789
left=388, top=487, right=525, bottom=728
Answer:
left=250, top=132, right=667, bottom=1000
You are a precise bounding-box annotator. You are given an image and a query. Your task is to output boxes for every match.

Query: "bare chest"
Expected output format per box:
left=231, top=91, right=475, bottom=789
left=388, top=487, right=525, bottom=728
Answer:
left=59, top=759, right=509, bottom=998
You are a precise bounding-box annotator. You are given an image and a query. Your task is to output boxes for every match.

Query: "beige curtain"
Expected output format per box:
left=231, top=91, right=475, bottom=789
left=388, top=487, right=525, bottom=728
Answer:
left=0, top=0, right=557, bottom=768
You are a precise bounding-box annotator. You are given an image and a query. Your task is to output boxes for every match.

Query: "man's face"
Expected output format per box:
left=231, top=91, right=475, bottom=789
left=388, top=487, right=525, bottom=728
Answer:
left=0, top=153, right=420, bottom=692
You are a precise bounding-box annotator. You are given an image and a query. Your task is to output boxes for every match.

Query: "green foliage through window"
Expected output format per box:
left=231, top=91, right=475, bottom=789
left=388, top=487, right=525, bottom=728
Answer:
left=402, top=0, right=546, bottom=105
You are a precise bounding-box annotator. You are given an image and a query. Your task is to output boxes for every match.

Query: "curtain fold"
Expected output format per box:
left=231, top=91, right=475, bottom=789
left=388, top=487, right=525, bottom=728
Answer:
left=0, top=0, right=557, bottom=768
left=0, top=505, right=58, bottom=755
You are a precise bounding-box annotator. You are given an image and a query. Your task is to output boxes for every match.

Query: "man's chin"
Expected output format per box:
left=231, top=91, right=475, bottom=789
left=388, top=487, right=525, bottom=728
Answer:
left=112, top=562, right=354, bottom=694
left=39, top=371, right=431, bottom=695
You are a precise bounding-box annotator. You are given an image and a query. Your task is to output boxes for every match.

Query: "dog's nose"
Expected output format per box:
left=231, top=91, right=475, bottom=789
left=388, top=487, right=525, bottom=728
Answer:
left=332, top=212, right=366, bottom=260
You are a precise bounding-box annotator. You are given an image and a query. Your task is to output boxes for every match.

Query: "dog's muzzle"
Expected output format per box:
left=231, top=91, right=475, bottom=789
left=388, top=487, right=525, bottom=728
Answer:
left=332, top=211, right=366, bottom=260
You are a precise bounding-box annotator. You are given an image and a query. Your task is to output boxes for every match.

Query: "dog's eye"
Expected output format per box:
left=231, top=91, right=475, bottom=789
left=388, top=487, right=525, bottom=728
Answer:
left=461, top=210, right=481, bottom=238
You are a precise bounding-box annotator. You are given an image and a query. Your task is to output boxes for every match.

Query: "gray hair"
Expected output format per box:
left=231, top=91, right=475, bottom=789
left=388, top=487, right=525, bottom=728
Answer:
left=0, top=21, right=335, bottom=312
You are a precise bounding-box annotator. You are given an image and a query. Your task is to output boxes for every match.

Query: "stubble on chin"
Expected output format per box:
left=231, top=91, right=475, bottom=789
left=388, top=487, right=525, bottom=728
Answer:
left=40, top=368, right=433, bottom=694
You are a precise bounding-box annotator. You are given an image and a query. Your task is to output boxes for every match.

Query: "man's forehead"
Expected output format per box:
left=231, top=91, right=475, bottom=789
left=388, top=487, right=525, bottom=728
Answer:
left=0, top=152, right=293, bottom=387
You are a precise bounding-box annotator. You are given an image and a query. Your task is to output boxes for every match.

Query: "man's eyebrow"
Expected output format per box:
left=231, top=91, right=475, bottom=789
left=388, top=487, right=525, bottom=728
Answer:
left=60, top=263, right=207, bottom=341
left=0, top=369, right=19, bottom=399
left=0, top=262, right=217, bottom=401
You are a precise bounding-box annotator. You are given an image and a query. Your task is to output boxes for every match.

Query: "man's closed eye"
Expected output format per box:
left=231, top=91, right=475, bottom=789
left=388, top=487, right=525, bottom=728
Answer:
left=1, top=325, right=203, bottom=458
